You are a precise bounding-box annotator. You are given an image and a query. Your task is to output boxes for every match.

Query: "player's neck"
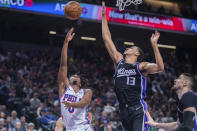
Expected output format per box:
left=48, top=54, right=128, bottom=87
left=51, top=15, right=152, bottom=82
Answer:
left=177, top=87, right=190, bottom=100
left=71, top=85, right=80, bottom=93
left=125, top=55, right=137, bottom=64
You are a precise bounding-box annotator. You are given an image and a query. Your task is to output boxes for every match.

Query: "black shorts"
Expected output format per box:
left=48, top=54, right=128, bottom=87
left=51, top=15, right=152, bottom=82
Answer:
left=119, top=100, right=150, bottom=131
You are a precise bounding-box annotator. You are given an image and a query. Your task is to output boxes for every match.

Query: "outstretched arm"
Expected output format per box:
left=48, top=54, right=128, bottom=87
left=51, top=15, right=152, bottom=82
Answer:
left=145, top=111, right=178, bottom=131
left=102, top=2, right=123, bottom=66
left=62, top=89, right=92, bottom=108
left=58, top=28, right=75, bottom=97
left=140, top=31, right=164, bottom=75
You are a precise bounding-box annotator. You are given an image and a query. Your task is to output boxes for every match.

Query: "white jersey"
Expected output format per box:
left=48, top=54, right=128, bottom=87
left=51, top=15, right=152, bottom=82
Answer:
left=60, top=85, right=93, bottom=131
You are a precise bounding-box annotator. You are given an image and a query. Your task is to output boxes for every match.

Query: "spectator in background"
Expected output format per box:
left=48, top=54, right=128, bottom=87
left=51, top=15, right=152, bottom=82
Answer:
left=41, top=108, right=56, bottom=128
left=162, top=111, right=174, bottom=123
left=100, top=111, right=108, bottom=127
left=0, top=112, right=5, bottom=119
left=104, top=101, right=115, bottom=114
left=0, top=118, right=6, bottom=131
left=1, top=105, right=8, bottom=116
left=5, top=116, right=13, bottom=129
left=11, top=110, right=20, bottom=128
left=12, top=121, right=22, bottom=131
left=28, top=123, right=36, bottom=131
left=20, top=116, right=28, bottom=131
left=107, top=121, right=116, bottom=131
left=30, top=93, right=41, bottom=110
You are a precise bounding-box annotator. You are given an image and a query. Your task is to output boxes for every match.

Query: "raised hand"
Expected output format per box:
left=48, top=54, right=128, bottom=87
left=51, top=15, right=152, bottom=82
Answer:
left=102, top=1, right=106, bottom=17
left=64, top=27, right=75, bottom=43
left=150, top=30, right=160, bottom=46
left=145, top=111, right=157, bottom=127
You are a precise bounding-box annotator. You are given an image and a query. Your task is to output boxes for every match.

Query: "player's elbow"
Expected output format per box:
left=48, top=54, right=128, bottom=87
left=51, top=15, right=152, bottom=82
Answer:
left=158, top=66, right=164, bottom=72
left=157, top=65, right=164, bottom=72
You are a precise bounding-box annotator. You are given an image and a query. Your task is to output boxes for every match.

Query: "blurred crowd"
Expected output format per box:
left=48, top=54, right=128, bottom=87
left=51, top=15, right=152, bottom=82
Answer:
left=0, top=45, right=196, bottom=131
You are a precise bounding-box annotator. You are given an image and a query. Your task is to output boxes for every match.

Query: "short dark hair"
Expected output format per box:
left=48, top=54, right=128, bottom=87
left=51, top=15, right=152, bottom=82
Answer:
left=182, top=73, right=194, bottom=88
left=137, top=47, right=144, bottom=62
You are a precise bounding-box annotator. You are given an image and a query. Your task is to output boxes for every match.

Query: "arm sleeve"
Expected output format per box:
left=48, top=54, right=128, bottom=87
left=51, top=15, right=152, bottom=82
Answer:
left=174, top=111, right=195, bottom=131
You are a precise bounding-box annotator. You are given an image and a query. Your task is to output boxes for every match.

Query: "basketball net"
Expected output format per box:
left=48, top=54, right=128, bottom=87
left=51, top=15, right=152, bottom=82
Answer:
left=116, top=0, right=143, bottom=11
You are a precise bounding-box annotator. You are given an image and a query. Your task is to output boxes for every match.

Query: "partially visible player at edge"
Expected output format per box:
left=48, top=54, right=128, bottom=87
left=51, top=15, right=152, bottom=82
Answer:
left=58, top=28, right=93, bottom=131
left=102, top=2, right=164, bottom=131
left=145, top=73, right=197, bottom=131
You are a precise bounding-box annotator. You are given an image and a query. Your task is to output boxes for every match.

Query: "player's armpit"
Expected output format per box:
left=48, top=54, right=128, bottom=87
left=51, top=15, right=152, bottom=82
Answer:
left=139, top=62, right=164, bottom=75
left=71, top=89, right=93, bottom=108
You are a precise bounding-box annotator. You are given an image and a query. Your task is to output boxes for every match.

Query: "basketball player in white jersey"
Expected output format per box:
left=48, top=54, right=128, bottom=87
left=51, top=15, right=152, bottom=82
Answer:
left=58, top=27, right=93, bottom=131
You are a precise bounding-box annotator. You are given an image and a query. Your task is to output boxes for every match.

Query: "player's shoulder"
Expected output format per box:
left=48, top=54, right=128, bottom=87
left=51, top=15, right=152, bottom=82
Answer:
left=139, top=62, right=149, bottom=66
left=117, top=59, right=125, bottom=64
left=180, top=90, right=197, bottom=109
left=181, top=91, right=197, bottom=103
left=184, top=90, right=197, bottom=97
left=188, top=90, right=197, bottom=100
left=84, top=89, right=92, bottom=93
left=84, top=89, right=93, bottom=95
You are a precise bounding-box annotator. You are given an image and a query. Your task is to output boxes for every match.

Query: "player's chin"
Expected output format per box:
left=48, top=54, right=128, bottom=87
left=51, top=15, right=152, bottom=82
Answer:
left=171, top=86, right=178, bottom=91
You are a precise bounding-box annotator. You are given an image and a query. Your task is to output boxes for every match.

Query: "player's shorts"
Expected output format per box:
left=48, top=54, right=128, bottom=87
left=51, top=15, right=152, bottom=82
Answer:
left=66, top=124, right=94, bottom=131
left=119, top=100, right=150, bottom=131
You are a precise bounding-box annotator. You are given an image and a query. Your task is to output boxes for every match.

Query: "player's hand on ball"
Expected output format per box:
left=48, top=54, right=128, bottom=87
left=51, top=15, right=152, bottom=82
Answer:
left=150, top=30, right=160, bottom=46
left=62, top=101, right=72, bottom=108
left=145, top=111, right=157, bottom=127
left=102, top=1, right=106, bottom=17
left=65, top=27, right=75, bottom=43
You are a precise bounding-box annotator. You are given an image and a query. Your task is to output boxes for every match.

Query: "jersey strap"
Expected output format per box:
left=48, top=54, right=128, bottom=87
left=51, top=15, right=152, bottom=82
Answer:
left=60, top=85, right=70, bottom=99
left=113, top=59, right=124, bottom=78
left=137, top=62, right=145, bottom=77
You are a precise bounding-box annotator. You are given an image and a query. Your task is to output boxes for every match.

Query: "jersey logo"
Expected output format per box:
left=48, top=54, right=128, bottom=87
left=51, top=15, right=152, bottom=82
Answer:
left=117, top=68, right=136, bottom=77
left=63, top=94, right=77, bottom=103
left=62, top=94, right=78, bottom=114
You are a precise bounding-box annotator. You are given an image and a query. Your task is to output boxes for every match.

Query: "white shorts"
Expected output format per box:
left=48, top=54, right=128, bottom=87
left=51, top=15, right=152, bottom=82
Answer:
left=66, top=124, right=94, bottom=131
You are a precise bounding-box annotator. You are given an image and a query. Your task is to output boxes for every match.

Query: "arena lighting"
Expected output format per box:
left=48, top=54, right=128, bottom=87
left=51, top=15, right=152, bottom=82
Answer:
left=158, top=44, right=176, bottom=49
left=124, top=42, right=135, bottom=46
left=49, top=31, right=56, bottom=35
left=81, top=37, right=96, bottom=41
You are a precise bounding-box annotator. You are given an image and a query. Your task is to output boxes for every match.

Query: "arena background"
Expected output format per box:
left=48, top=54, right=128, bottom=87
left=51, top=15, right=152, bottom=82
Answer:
left=0, top=0, right=197, bottom=131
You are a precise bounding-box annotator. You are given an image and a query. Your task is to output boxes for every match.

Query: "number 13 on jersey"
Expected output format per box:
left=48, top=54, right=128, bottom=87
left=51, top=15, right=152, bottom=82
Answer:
left=127, top=77, right=135, bottom=86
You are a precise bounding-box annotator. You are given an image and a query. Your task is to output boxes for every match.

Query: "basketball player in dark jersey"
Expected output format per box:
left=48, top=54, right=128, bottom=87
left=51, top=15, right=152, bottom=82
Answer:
left=146, top=73, right=197, bottom=131
left=102, top=2, right=164, bottom=131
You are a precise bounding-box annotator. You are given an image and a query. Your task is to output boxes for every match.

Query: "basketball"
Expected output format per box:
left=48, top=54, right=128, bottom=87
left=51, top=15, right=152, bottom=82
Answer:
left=64, top=1, right=82, bottom=20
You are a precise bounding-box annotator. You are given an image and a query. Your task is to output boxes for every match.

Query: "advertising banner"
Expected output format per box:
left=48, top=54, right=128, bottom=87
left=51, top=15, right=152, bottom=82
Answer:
left=0, top=0, right=197, bottom=34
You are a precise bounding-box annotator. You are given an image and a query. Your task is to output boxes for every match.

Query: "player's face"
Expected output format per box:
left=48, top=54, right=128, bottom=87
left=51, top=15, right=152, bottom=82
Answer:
left=172, top=75, right=185, bottom=91
left=124, top=46, right=139, bottom=56
left=70, top=75, right=81, bottom=87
